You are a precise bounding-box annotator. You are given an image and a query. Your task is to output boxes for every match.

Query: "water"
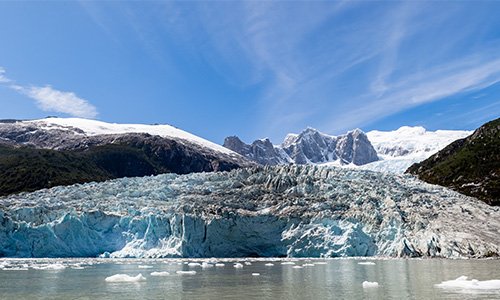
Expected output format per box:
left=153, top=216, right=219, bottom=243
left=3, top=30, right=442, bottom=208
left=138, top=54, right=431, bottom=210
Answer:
left=0, top=258, right=499, bottom=299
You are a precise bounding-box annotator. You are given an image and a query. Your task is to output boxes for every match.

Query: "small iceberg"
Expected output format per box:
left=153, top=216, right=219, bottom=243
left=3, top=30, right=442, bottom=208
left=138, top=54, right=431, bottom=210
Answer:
left=435, top=276, right=500, bottom=292
left=105, top=274, right=146, bottom=283
left=176, top=271, right=197, bottom=275
left=150, top=271, right=170, bottom=276
left=233, top=263, right=244, bottom=269
left=281, top=262, right=295, bottom=265
left=265, top=263, right=274, bottom=267
left=201, top=262, right=214, bottom=268
left=33, top=263, right=67, bottom=270
left=252, top=273, right=260, bottom=276
left=292, top=266, right=303, bottom=269
left=188, top=262, right=201, bottom=267
left=362, top=281, right=379, bottom=288
left=215, top=263, right=225, bottom=267
left=358, top=262, right=376, bottom=265
left=138, top=265, right=153, bottom=269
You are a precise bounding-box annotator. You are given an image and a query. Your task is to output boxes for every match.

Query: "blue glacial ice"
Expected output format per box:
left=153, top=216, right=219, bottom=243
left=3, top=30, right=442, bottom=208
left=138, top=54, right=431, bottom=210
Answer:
left=0, top=165, right=499, bottom=258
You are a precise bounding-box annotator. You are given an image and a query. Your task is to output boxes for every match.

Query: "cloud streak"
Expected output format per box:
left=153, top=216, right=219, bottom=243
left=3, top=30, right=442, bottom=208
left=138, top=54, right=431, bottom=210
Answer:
left=0, top=68, right=98, bottom=118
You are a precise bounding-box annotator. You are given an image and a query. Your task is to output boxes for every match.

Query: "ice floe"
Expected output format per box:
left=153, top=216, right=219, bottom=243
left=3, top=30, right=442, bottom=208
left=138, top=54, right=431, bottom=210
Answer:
left=362, top=281, right=379, bottom=288
left=150, top=271, right=170, bottom=276
left=176, top=271, right=196, bottom=275
left=435, top=276, right=500, bottom=293
left=358, top=262, right=376, bottom=265
left=105, top=274, right=146, bottom=283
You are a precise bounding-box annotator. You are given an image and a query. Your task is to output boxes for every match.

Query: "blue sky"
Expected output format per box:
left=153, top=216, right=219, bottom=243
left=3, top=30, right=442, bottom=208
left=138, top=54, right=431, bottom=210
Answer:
left=1, top=1, right=499, bottom=144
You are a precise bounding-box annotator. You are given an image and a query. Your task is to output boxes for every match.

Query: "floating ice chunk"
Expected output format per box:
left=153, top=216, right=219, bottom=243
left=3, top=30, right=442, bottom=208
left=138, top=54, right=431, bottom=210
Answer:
left=150, top=271, right=170, bottom=276
left=281, top=262, right=295, bottom=265
left=435, top=276, right=500, bottom=292
left=71, top=266, right=85, bottom=270
left=215, top=263, right=225, bottom=267
left=233, top=263, right=244, bottom=269
left=244, top=262, right=252, bottom=265
left=138, top=265, right=154, bottom=269
left=176, top=271, right=196, bottom=275
left=201, top=263, right=214, bottom=268
left=33, top=263, right=67, bottom=270
left=265, top=263, right=274, bottom=267
left=302, top=264, right=315, bottom=267
left=362, top=281, right=379, bottom=288
left=358, top=262, right=376, bottom=265
left=105, top=274, right=146, bottom=283
left=293, top=266, right=303, bottom=269
left=4, top=267, right=29, bottom=271
left=314, top=262, right=328, bottom=265
left=252, top=273, right=260, bottom=276
left=188, top=263, right=201, bottom=267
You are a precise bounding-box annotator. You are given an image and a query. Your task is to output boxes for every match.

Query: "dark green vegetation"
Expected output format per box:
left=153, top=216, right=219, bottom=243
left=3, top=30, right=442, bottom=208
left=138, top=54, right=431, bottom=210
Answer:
left=0, top=135, right=242, bottom=197
left=407, top=118, right=500, bottom=205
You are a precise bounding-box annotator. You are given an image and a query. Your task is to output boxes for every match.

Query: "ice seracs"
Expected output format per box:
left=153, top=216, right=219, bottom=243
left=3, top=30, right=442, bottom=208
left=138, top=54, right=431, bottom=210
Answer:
left=0, top=165, right=498, bottom=258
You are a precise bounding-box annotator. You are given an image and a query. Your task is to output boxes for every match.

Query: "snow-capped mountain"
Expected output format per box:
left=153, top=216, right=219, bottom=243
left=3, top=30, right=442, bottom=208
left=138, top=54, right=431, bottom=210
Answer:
left=225, top=126, right=471, bottom=173
left=1, top=165, right=498, bottom=258
left=0, top=118, right=253, bottom=196
left=360, top=126, right=472, bottom=173
left=223, top=127, right=379, bottom=166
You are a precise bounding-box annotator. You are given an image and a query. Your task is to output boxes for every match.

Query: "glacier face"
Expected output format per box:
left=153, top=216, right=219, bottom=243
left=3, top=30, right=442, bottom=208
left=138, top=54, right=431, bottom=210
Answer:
left=0, top=165, right=499, bottom=258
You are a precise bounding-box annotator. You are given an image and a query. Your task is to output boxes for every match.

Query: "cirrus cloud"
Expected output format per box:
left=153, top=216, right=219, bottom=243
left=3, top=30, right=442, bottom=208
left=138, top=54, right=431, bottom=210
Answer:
left=0, top=67, right=98, bottom=118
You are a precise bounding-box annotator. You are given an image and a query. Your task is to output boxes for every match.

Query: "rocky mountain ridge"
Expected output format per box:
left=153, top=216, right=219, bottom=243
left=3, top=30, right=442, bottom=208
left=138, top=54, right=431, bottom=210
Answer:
left=224, top=127, right=379, bottom=166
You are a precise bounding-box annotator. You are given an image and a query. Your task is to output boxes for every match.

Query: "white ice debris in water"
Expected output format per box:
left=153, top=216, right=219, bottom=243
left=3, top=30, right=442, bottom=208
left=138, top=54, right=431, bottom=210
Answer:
left=252, top=273, right=260, bottom=276
left=138, top=265, right=153, bottom=269
left=215, top=263, right=225, bottom=267
left=314, top=262, right=328, bottom=265
left=281, top=262, right=296, bottom=265
left=363, top=281, right=379, bottom=288
left=105, top=274, right=146, bottom=283
left=33, top=263, right=67, bottom=270
left=233, top=263, right=244, bottom=269
left=358, top=262, right=376, bottom=265
left=201, top=262, right=214, bottom=268
left=435, top=276, right=500, bottom=292
left=293, top=266, right=303, bottom=269
left=176, top=271, right=196, bottom=275
left=244, top=262, right=252, bottom=265
left=188, top=263, right=201, bottom=267
left=150, top=271, right=170, bottom=276
left=302, top=263, right=315, bottom=267
left=265, top=263, right=274, bottom=266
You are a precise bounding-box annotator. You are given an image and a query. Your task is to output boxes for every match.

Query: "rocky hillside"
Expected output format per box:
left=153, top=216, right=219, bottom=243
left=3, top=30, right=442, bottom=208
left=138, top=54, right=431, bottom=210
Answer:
left=0, top=165, right=498, bottom=258
left=224, top=128, right=378, bottom=166
left=407, top=118, right=499, bottom=205
left=0, top=118, right=253, bottom=196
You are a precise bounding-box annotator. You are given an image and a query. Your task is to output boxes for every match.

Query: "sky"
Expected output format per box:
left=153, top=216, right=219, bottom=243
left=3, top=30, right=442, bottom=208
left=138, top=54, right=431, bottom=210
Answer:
left=0, top=1, right=499, bottom=144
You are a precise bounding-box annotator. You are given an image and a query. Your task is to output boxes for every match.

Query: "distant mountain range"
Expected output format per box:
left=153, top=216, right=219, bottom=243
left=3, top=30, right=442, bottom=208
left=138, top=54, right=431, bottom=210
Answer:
left=0, top=118, right=253, bottom=196
left=224, top=126, right=471, bottom=173
left=408, top=118, right=499, bottom=205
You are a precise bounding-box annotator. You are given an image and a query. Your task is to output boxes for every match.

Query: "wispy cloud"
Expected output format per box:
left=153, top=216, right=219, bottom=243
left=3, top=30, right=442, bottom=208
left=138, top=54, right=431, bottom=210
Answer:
left=0, top=68, right=98, bottom=118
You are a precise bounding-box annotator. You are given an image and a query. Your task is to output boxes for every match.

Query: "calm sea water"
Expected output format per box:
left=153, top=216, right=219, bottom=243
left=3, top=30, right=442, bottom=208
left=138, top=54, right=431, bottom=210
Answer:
left=0, top=258, right=499, bottom=299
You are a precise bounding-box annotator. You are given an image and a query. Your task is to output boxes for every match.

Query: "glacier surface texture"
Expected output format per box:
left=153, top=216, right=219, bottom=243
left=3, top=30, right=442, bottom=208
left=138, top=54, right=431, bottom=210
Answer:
left=0, top=165, right=498, bottom=258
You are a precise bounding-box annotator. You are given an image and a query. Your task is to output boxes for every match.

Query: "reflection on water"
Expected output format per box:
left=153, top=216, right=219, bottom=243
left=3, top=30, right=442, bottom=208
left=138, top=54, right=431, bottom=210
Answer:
left=0, top=258, right=499, bottom=299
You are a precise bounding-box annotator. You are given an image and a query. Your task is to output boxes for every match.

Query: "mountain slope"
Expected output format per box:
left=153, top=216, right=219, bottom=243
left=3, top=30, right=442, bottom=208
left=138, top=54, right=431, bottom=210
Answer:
left=0, top=165, right=498, bottom=258
left=0, top=118, right=253, bottom=196
left=224, top=128, right=378, bottom=166
left=359, top=126, right=472, bottom=173
left=407, top=118, right=500, bottom=205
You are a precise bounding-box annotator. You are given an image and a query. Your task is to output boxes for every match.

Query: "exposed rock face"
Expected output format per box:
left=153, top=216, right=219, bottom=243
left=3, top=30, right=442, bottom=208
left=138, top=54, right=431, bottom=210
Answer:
left=223, top=136, right=289, bottom=165
left=1, top=165, right=498, bottom=258
left=0, top=119, right=254, bottom=196
left=224, top=128, right=378, bottom=166
left=407, top=118, right=500, bottom=205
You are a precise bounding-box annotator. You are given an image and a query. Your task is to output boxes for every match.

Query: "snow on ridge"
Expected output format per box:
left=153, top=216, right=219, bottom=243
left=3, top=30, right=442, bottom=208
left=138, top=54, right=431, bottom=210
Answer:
left=366, top=126, right=471, bottom=159
left=26, top=117, right=236, bottom=155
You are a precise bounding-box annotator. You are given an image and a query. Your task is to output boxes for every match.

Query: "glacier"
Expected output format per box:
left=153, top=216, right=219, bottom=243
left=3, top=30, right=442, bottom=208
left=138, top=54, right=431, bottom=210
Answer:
left=0, top=165, right=499, bottom=258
